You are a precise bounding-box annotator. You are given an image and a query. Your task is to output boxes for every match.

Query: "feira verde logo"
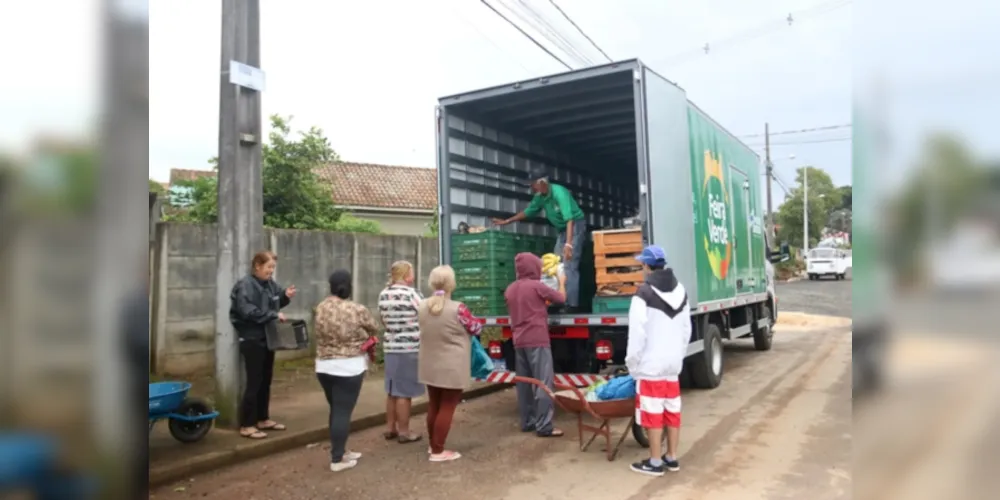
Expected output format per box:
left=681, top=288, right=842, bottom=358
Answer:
left=701, top=150, right=732, bottom=280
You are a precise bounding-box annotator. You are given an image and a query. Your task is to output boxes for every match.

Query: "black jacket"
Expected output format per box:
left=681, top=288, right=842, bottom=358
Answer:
left=229, top=275, right=290, bottom=342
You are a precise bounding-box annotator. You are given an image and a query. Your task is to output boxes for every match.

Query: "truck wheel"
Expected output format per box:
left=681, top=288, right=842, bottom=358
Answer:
left=689, top=324, right=724, bottom=389
left=753, top=305, right=773, bottom=351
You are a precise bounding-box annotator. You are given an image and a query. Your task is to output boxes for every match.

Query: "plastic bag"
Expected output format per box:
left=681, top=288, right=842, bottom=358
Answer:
left=596, top=374, right=636, bottom=401
left=470, top=337, right=494, bottom=379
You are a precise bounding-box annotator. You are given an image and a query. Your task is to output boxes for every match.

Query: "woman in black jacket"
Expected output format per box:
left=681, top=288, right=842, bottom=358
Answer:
left=230, top=251, right=297, bottom=439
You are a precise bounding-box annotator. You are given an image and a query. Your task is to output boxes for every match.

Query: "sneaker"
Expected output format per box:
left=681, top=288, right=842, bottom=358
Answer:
left=661, top=455, right=680, bottom=472
left=630, top=459, right=665, bottom=477
left=429, top=450, right=462, bottom=462
left=343, top=451, right=362, bottom=461
left=329, top=459, right=357, bottom=472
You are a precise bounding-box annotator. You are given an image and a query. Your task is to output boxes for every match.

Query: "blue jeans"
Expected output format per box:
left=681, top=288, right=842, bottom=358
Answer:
left=555, top=220, right=587, bottom=308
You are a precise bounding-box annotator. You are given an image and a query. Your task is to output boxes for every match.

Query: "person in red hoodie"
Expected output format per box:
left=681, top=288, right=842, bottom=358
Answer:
left=504, top=252, right=567, bottom=437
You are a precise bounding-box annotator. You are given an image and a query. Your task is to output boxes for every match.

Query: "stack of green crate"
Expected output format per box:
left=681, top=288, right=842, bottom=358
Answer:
left=451, top=231, right=520, bottom=316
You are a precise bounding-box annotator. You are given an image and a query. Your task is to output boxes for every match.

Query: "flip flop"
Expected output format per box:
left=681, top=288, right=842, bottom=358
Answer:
left=240, top=429, right=267, bottom=439
left=258, top=422, right=286, bottom=431
left=536, top=428, right=564, bottom=438
left=383, top=431, right=399, bottom=440
left=397, top=433, right=423, bottom=444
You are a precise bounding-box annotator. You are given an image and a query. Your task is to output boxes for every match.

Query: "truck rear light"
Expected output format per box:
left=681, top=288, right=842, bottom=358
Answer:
left=595, top=340, right=613, bottom=361
left=487, top=340, right=503, bottom=359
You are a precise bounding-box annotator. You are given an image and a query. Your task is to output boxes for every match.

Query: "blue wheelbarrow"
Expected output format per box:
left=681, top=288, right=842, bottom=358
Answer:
left=149, top=382, right=219, bottom=443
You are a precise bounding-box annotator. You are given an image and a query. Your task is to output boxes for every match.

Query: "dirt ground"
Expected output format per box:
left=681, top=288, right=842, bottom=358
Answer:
left=150, top=318, right=851, bottom=500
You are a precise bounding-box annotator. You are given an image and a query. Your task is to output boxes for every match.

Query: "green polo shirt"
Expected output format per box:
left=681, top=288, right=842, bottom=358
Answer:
left=523, top=183, right=585, bottom=230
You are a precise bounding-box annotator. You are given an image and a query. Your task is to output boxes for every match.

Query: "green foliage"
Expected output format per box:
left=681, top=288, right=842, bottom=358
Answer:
left=148, top=179, right=166, bottom=195
left=775, top=166, right=842, bottom=248
left=425, top=205, right=440, bottom=237
left=21, top=147, right=98, bottom=214
left=836, top=185, right=852, bottom=210
left=164, top=114, right=381, bottom=234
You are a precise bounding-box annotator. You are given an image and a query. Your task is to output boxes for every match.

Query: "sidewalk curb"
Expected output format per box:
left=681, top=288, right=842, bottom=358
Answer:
left=149, top=383, right=509, bottom=488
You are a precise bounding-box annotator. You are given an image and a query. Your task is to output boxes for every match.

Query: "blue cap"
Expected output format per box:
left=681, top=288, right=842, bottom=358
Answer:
left=636, top=245, right=667, bottom=266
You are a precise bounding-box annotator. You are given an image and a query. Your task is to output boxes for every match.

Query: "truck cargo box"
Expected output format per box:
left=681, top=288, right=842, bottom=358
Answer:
left=436, top=59, right=767, bottom=316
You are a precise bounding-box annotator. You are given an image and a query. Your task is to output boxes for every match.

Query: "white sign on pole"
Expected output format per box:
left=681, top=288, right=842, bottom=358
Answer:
left=229, top=60, right=266, bottom=92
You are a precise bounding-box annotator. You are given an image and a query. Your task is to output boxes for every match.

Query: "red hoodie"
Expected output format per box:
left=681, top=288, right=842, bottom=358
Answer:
left=504, top=253, right=566, bottom=348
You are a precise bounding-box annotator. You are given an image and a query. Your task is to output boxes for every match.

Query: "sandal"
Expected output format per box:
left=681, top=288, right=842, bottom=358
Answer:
left=536, top=428, right=564, bottom=438
left=397, top=433, right=423, bottom=444
left=383, top=431, right=399, bottom=440
left=240, top=428, right=268, bottom=439
left=257, top=421, right=286, bottom=431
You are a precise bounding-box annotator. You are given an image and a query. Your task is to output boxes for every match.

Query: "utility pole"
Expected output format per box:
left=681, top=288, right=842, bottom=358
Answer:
left=764, top=123, right=774, bottom=239
left=803, top=165, right=809, bottom=254
left=215, top=0, right=264, bottom=427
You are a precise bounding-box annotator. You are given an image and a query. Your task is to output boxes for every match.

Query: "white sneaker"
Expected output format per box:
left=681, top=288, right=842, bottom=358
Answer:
left=330, top=459, right=358, bottom=472
left=429, top=450, right=461, bottom=462
left=343, top=451, right=362, bottom=461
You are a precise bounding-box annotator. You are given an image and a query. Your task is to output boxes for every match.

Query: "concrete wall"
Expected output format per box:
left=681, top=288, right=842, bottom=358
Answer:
left=150, top=222, right=440, bottom=376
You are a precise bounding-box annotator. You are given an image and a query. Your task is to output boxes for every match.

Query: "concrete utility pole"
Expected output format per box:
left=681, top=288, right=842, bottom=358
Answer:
left=215, top=0, right=264, bottom=427
left=803, top=165, right=809, bottom=254
left=764, top=123, right=774, bottom=239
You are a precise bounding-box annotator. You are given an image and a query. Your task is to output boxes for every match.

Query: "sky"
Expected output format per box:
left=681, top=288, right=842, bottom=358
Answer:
left=2, top=0, right=997, bottom=209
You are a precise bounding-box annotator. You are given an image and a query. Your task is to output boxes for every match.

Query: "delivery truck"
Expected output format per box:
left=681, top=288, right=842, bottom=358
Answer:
left=435, top=59, right=789, bottom=395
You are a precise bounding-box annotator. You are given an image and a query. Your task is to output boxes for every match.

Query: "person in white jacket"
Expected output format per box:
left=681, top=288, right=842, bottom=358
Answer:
left=625, top=244, right=692, bottom=477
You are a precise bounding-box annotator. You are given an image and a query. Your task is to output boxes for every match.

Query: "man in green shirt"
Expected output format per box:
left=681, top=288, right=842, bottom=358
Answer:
left=493, top=168, right=587, bottom=311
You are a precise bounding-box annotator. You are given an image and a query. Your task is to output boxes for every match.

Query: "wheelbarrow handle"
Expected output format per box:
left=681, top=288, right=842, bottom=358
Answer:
left=510, top=376, right=604, bottom=420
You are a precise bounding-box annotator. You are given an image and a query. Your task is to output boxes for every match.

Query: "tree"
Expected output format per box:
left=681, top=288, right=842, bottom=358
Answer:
left=425, top=206, right=439, bottom=238
left=836, top=185, right=852, bottom=210
left=775, top=166, right=842, bottom=248
left=164, top=114, right=380, bottom=233
left=149, top=179, right=166, bottom=195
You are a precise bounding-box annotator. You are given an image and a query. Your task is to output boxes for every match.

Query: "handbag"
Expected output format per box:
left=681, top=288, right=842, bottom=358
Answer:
left=469, top=337, right=494, bottom=379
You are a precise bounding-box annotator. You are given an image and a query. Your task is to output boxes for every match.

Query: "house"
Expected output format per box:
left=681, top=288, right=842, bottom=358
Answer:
left=316, top=162, right=437, bottom=236
left=166, top=162, right=438, bottom=236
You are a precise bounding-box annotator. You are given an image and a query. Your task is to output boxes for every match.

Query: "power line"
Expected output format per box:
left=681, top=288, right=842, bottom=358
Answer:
left=653, top=0, right=851, bottom=67
left=751, top=137, right=852, bottom=147
left=506, top=0, right=592, bottom=67
left=547, top=0, right=613, bottom=63
left=448, top=2, right=533, bottom=74
left=479, top=0, right=572, bottom=70
left=739, top=123, right=852, bottom=139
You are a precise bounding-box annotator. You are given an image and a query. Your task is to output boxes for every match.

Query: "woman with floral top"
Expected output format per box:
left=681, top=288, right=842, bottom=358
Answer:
left=377, top=260, right=424, bottom=444
left=313, top=269, right=379, bottom=472
left=417, top=265, right=483, bottom=462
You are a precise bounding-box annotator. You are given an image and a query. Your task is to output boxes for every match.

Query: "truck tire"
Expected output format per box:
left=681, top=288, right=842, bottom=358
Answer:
left=753, top=305, right=773, bottom=351
left=688, top=323, right=724, bottom=389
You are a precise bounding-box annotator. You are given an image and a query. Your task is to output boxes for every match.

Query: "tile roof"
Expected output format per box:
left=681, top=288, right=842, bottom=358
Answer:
left=315, top=162, right=437, bottom=211
left=167, top=162, right=437, bottom=211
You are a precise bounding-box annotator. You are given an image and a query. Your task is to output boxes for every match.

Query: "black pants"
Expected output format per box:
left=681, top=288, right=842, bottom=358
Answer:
left=317, top=372, right=365, bottom=463
left=239, top=340, right=276, bottom=428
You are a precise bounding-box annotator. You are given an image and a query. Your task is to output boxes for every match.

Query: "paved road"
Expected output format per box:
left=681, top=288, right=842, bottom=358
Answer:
left=151, top=318, right=852, bottom=500
left=776, top=277, right=851, bottom=318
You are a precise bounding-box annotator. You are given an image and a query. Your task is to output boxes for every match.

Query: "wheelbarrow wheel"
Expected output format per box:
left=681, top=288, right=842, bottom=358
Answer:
left=168, top=398, right=214, bottom=443
left=631, top=421, right=649, bottom=448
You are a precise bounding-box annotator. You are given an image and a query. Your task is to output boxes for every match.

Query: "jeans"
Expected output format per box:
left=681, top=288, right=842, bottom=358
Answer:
left=555, top=220, right=587, bottom=307
left=239, top=340, right=275, bottom=428
left=316, top=372, right=365, bottom=463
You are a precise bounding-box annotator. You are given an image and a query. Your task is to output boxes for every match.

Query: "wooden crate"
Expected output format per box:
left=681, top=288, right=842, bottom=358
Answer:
left=592, top=228, right=643, bottom=256
left=596, top=268, right=645, bottom=285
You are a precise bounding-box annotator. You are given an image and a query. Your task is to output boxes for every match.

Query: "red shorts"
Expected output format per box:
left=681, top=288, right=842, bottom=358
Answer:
left=635, top=379, right=681, bottom=429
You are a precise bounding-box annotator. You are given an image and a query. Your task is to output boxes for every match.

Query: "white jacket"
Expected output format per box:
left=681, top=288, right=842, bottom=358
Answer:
left=625, top=269, right=692, bottom=381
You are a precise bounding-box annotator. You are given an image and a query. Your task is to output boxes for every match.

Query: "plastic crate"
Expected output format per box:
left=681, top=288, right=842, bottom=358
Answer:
left=453, top=261, right=517, bottom=289
left=452, top=288, right=508, bottom=317
left=452, top=231, right=521, bottom=262
left=592, top=295, right=633, bottom=314
left=265, top=319, right=310, bottom=351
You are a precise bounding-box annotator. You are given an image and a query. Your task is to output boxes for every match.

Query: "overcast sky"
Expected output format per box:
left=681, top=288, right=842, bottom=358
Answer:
left=2, top=0, right=996, bottom=208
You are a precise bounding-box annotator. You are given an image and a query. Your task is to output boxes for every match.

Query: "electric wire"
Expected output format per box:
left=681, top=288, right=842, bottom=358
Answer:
left=739, top=123, right=852, bottom=139
left=547, top=0, right=614, bottom=62
left=478, top=0, right=572, bottom=70
left=448, top=2, right=534, bottom=74
left=502, top=0, right=593, bottom=67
